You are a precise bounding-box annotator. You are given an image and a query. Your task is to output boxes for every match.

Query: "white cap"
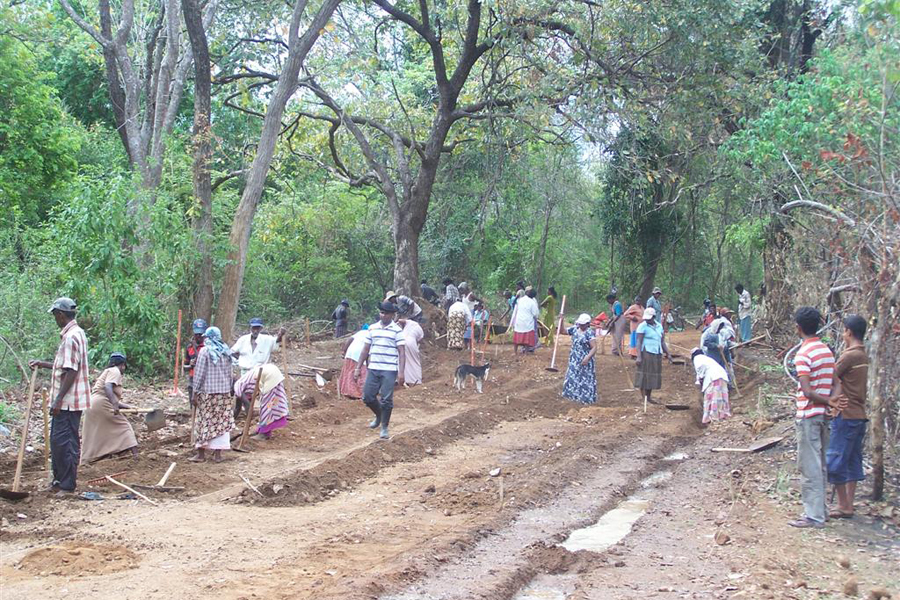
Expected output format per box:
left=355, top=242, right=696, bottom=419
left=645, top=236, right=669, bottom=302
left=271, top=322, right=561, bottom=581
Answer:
left=642, top=307, right=656, bottom=320
left=575, top=313, right=591, bottom=325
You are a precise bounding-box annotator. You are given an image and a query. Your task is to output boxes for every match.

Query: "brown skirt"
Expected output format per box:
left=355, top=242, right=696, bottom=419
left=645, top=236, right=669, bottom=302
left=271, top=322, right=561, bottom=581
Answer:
left=81, top=392, right=138, bottom=464
left=634, top=351, right=663, bottom=390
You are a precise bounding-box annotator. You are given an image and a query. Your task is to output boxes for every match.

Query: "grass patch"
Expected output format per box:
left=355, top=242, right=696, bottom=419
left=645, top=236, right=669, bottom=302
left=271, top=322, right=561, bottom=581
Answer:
left=0, top=400, right=18, bottom=424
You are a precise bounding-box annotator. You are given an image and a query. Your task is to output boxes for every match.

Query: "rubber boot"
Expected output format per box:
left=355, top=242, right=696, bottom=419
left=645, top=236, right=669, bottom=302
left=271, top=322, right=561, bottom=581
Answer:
left=366, top=402, right=381, bottom=429
left=379, top=406, right=393, bottom=439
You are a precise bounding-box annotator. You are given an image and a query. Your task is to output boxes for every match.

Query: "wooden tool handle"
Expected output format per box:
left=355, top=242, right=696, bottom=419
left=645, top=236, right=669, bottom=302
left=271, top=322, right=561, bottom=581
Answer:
left=238, top=367, right=262, bottom=450
left=547, top=295, right=567, bottom=370
left=13, top=368, right=39, bottom=492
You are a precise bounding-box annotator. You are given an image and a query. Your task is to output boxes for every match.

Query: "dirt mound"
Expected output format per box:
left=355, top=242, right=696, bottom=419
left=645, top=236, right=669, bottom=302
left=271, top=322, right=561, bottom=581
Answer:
left=417, top=298, right=447, bottom=337
left=15, top=542, right=139, bottom=577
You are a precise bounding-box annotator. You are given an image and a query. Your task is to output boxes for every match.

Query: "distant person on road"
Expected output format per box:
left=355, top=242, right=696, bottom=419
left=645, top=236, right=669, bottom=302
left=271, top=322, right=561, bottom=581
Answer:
left=736, top=284, right=752, bottom=342
left=561, top=313, right=599, bottom=405
left=233, top=363, right=290, bottom=441
left=354, top=302, right=406, bottom=440
left=499, top=290, right=515, bottom=324
left=826, top=314, right=869, bottom=519
left=191, top=326, right=236, bottom=463
left=81, top=352, right=138, bottom=464
left=184, top=318, right=207, bottom=406
left=332, top=300, right=350, bottom=338
left=691, top=348, right=731, bottom=424
left=540, top=286, right=559, bottom=347
left=443, top=278, right=460, bottom=311
left=512, top=288, right=540, bottom=354
left=634, top=307, right=670, bottom=406
left=647, top=287, right=663, bottom=318
left=29, top=297, right=90, bottom=496
left=606, top=292, right=626, bottom=356
left=231, top=318, right=286, bottom=375
left=789, top=306, right=837, bottom=529
left=696, top=300, right=717, bottom=330
left=623, top=296, right=645, bottom=359
left=473, top=301, right=490, bottom=342
left=338, top=326, right=370, bottom=399
left=420, top=279, right=439, bottom=305
left=447, top=297, right=473, bottom=350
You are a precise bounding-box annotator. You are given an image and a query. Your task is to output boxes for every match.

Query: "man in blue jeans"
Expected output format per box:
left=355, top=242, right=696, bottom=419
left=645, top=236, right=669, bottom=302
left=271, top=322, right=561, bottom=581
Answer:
left=354, top=302, right=406, bottom=440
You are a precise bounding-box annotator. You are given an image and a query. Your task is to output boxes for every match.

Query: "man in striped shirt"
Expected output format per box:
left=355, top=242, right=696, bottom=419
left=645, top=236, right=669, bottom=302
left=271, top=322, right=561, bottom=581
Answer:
left=790, top=306, right=837, bottom=528
left=354, top=302, right=406, bottom=439
left=29, top=297, right=91, bottom=495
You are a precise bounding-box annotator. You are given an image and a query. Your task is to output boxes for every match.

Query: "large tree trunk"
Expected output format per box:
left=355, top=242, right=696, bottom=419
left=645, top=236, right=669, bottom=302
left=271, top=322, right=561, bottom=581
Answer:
left=392, top=219, right=420, bottom=297
left=99, top=0, right=131, bottom=164
left=637, top=246, right=663, bottom=302
left=182, top=0, right=214, bottom=321
left=535, top=201, right=553, bottom=293
left=215, top=0, right=341, bottom=342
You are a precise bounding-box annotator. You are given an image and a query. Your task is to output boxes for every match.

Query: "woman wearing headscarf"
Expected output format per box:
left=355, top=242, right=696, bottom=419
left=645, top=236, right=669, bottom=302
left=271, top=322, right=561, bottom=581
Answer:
left=190, top=326, right=236, bottom=463
left=561, top=313, right=599, bottom=405
left=338, top=326, right=369, bottom=399
left=623, top=296, right=645, bottom=359
left=634, top=307, right=670, bottom=406
left=81, top=352, right=138, bottom=463
left=691, top=348, right=731, bottom=424
left=400, top=318, right=425, bottom=385
left=233, top=363, right=290, bottom=440
left=447, top=298, right=472, bottom=350
left=539, top=286, right=559, bottom=347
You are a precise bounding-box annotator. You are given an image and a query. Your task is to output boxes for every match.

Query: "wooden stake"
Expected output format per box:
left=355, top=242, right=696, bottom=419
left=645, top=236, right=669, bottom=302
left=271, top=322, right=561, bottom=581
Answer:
left=305, top=317, right=311, bottom=347
left=13, top=368, right=39, bottom=492
left=545, top=295, right=567, bottom=371
left=105, top=476, right=158, bottom=505
left=156, top=462, right=177, bottom=487
left=281, top=334, right=292, bottom=414
left=238, top=368, right=262, bottom=450
left=470, top=320, right=476, bottom=366
left=169, top=310, right=183, bottom=396
left=41, top=387, right=50, bottom=471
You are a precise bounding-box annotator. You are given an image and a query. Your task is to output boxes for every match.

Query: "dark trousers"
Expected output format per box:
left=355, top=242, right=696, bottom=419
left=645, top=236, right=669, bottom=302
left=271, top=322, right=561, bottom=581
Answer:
left=51, top=410, right=82, bottom=491
left=363, top=369, right=397, bottom=410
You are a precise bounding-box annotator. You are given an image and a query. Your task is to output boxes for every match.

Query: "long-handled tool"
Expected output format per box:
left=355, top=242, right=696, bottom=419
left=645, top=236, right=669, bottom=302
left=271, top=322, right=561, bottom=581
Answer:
left=236, top=367, right=262, bottom=451
left=119, top=408, right=167, bottom=432
left=41, top=388, right=50, bottom=471
left=545, top=295, right=567, bottom=372
left=1, top=368, right=38, bottom=501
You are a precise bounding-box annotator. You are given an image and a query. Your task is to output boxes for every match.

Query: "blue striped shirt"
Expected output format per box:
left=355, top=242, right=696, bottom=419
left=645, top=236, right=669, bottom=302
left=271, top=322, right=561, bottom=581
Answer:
left=364, top=321, right=406, bottom=371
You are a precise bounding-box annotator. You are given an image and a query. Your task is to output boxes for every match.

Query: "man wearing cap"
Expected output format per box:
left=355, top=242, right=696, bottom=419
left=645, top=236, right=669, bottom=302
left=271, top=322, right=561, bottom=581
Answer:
left=332, top=300, right=350, bottom=338
left=184, top=318, right=207, bottom=406
left=354, top=302, right=406, bottom=440
left=230, top=318, right=286, bottom=375
left=29, top=297, right=91, bottom=495
left=647, top=287, right=663, bottom=319
left=386, top=291, right=423, bottom=322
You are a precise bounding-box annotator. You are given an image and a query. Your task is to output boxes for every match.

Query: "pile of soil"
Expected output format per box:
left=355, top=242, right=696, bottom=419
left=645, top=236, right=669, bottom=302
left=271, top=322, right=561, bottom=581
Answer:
left=15, top=542, right=139, bottom=577
left=417, top=298, right=447, bottom=338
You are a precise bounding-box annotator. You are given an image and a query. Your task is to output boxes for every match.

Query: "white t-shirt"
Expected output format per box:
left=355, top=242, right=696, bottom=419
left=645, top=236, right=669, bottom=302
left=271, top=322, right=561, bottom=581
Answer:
left=513, top=296, right=540, bottom=333
left=693, top=353, right=729, bottom=391
left=231, top=333, right=278, bottom=372
left=344, top=330, right=369, bottom=363
left=364, top=321, right=406, bottom=372
left=738, top=290, right=752, bottom=320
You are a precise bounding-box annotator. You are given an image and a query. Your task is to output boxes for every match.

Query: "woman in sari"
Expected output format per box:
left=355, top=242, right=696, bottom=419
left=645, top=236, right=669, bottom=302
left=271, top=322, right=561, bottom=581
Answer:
left=401, top=318, right=424, bottom=385
left=539, top=287, right=559, bottom=347
left=447, top=299, right=471, bottom=350
left=81, top=352, right=138, bottom=463
left=233, top=364, right=290, bottom=440
left=623, top=296, right=645, bottom=359
left=561, top=314, right=599, bottom=405
left=338, top=327, right=369, bottom=398
left=691, top=348, right=731, bottom=424
left=634, top=308, right=671, bottom=406
left=190, top=326, right=235, bottom=463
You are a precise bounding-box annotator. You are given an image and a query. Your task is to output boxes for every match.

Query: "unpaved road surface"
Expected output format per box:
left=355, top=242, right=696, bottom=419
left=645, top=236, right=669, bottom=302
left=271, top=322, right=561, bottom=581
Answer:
left=2, top=332, right=897, bottom=599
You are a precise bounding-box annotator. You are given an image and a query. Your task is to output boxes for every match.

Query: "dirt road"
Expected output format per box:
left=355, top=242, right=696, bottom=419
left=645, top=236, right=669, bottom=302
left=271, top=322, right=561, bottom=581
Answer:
left=1, top=331, right=897, bottom=599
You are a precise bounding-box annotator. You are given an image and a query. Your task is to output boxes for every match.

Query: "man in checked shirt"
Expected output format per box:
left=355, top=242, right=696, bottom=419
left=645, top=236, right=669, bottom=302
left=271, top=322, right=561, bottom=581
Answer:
left=30, top=297, right=91, bottom=496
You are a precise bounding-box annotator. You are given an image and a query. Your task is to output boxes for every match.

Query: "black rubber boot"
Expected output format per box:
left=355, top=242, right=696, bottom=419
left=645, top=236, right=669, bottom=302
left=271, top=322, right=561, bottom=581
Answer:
left=379, top=406, right=393, bottom=439
left=366, top=402, right=381, bottom=428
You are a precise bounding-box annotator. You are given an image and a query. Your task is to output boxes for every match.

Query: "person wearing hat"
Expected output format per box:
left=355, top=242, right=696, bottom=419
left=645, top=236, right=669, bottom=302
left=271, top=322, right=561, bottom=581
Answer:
left=184, top=318, right=208, bottom=406
left=691, top=348, right=731, bottom=425
left=634, top=307, right=671, bottom=405
left=332, top=300, right=351, bottom=338
left=82, top=352, right=139, bottom=463
left=647, top=287, right=663, bottom=318
left=354, top=302, right=406, bottom=439
left=230, top=318, right=286, bottom=375
left=29, top=297, right=91, bottom=495
left=385, top=291, right=423, bottom=322
left=561, top=313, right=599, bottom=405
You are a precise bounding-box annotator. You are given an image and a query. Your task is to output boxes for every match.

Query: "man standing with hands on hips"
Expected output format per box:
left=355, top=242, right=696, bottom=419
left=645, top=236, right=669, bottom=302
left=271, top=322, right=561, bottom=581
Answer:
left=354, top=302, right=406, bottom=440
left=29, top=297, right=91, bottom=496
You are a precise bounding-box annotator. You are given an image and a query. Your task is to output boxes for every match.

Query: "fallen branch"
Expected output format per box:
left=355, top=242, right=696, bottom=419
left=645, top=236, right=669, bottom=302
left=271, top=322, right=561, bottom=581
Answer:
left=239, top=473, right=263, bottom=497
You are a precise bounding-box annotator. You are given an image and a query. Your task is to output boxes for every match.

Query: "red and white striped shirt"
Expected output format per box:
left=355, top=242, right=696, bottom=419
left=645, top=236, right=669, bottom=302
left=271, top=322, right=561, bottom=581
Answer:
left=51, top=320, right=91, bottom=411
left=793, top=337, right=834, bottom=419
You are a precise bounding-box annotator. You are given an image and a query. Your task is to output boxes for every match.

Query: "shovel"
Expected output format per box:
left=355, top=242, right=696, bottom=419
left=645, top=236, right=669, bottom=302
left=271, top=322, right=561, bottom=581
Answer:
left=545, top=295, right=567, bottom=372
left=1, top=368, right=38, bottom=501
left=119, top=408, right=167, bottom=432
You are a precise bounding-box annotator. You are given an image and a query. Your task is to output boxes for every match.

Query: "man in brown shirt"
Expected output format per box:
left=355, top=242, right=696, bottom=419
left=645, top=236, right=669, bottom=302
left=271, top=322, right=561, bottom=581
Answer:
left=826, top=315, right=869, bottom=518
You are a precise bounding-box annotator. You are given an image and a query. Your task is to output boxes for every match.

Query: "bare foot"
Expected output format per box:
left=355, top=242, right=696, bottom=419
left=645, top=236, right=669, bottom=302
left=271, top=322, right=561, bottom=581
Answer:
left=211, top=450, right=224, bottom=463
left=189, top=453, right=206, bottom=463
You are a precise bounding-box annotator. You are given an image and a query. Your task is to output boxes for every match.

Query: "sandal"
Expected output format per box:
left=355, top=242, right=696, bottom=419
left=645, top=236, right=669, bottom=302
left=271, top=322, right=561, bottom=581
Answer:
left=829, top=509, right=854, bottom=519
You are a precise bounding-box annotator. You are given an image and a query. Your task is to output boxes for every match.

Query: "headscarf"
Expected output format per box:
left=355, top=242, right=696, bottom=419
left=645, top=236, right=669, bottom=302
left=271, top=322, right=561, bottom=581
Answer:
left=203, top=326, right=231, bottom=364
left=107, top=352, right=127, bottom=368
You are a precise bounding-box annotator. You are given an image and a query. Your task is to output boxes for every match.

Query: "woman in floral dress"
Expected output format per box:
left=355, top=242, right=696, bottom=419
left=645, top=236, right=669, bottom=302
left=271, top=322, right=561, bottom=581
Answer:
left=562, top=313, right=599, bottom=405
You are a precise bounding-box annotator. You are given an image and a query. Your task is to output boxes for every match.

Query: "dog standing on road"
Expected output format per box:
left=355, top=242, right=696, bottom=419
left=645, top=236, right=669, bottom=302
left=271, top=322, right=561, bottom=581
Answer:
left=454, top=363, right=491, bottom=393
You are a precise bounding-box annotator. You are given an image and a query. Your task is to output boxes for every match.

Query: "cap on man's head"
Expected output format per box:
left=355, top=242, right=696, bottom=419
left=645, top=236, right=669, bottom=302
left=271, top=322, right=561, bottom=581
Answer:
left=384, top=290, right=398, bottom=302
left=192, top=318, right=208, bottom=334
left=652, top=287, right=662, bottom=295
left=249, top=317, right=264, bottom=327
left=48, top=297, right=77, bottom=313
left=341, top=299, right=350, bottom=306
left=379, top=301, right=399, bottom=313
